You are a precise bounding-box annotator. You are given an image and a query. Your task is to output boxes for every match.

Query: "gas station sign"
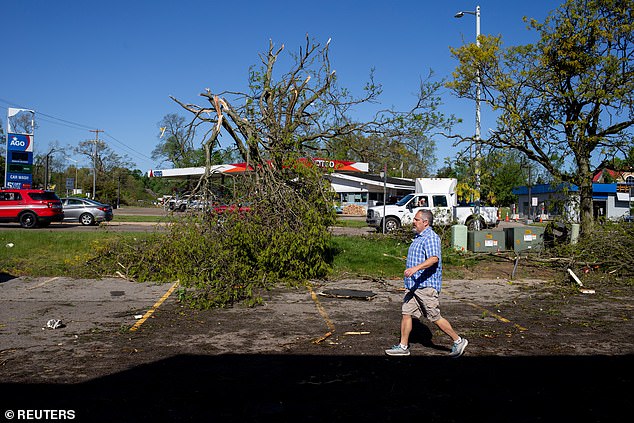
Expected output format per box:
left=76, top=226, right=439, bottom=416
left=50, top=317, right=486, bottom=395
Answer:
left=5, top=133, right=35, bottom=188
left=4, top=107, right=35, bottom=189
left=7, top=133, right=34, bottom=152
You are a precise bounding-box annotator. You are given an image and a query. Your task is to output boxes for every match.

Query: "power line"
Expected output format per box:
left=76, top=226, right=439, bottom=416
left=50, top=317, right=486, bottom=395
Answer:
left=0, top=99, right=95, bottom=132
left=0, top=98, right=156, bottom=168
left=34, top=111, right=95, bottom=131
left=103, top=131, right=154, bottom=163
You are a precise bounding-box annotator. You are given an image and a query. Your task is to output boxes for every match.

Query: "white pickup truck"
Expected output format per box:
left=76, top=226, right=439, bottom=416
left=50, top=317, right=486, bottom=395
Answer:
left=366, top=178, right=499, bottom=232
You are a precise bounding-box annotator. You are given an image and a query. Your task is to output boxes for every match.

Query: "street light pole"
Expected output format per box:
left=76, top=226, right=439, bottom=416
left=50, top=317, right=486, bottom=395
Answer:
left=44, top=148, right=56, bottom=190
left=89, top=129, right=103, bottom=199
left=455, top=5, right=482, bottom=230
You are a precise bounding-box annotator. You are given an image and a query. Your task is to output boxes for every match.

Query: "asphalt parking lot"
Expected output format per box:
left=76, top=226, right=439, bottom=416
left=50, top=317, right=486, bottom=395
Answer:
left=1, top=272, right=632, bottom=422
left=0, top=276, right=173, bottom=352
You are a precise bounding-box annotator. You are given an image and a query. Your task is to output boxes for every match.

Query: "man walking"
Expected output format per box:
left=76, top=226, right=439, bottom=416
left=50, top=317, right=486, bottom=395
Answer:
left=385, top=209, right=468, bottom=357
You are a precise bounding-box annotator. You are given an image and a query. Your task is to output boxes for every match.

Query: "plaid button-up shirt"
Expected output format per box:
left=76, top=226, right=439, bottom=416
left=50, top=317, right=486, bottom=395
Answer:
left=404, top=226, right=442, bottom=292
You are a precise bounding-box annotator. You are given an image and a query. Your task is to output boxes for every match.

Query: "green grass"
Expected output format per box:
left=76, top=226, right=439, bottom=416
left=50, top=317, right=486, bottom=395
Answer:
left=329, top=235, right=408, bottom=279
left=113, top=215, right=165, bottom=222
left=1, top=229, right=469, bottom=282
left=334, top=218, right=368, bottom=228
left=1, top=229, right=407, bottom=279
left=0, top=230, right=148, bottom=276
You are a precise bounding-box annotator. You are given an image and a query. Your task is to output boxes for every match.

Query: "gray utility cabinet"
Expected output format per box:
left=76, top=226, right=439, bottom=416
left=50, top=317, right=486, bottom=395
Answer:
left=451, top=225, right=468, bottom=252
left=504, top=226, right=545, bottom=252
left=467, top=230, right=505, bottom=253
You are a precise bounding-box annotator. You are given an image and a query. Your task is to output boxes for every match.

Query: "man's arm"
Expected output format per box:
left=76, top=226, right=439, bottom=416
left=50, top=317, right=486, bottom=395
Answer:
left=404, top=256, right=439, bottom=278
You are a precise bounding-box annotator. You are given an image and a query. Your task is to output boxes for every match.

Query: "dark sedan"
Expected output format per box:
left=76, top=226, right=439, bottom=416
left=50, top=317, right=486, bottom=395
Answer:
left=61, top=197, right=114, bottom=226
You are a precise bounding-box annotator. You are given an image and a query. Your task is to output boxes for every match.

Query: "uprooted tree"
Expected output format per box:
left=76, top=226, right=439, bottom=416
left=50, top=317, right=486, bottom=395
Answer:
left=170, top=37, right=386, bottom=201
left=86, top=36, right=454, bottom=307
left=448, top=0, right=634, bottom=235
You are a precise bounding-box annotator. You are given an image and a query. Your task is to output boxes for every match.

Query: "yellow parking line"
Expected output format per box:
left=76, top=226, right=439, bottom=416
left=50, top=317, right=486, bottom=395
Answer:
left=129, top=281, right=180, bottom=332
left=308, top=285, right=335, bottom=343
left=445, top=291, right=528, bottom=331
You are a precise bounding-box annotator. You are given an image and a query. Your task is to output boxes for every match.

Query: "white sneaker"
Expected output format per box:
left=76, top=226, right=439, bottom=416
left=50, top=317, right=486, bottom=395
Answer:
left=449, top=338, right=468, bottom=358
left=385, top=344, right=410, bottom=356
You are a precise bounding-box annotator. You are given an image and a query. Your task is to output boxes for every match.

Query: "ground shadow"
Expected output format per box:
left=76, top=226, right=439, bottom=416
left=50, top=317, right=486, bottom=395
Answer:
left=409, top=319, right=450, bottom=352
left=3, top=354, right=630, bottom=422
left=0, top=272, right=16, bottom=283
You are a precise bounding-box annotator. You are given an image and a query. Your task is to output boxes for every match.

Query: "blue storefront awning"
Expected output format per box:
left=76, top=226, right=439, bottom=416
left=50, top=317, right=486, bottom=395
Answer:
left=512, top=183, right=617, bottom=196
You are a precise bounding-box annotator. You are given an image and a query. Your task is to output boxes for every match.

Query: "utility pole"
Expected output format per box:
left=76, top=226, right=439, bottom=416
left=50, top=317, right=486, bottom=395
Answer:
left=89, top=129, right=103, bottom=199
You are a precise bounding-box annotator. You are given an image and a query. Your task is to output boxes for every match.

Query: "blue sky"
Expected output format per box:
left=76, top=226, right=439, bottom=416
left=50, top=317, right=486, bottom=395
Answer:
left=1, top=0, right=556, bottom=173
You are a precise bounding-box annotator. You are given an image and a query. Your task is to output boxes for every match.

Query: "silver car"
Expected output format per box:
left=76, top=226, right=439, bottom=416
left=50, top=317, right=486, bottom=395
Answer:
left=61, top=197, right=114, bottom=226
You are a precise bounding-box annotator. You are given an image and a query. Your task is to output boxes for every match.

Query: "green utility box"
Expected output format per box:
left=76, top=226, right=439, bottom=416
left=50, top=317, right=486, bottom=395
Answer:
left=504, top=226, right=545, bottom=252
left=467, top=230, right=505, bottom=253
left=451, top=225, right=468, bottom=252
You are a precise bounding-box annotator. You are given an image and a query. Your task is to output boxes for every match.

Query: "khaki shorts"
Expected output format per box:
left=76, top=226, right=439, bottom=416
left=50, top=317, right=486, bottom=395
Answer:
left=402, top=287, right=442, bottom=322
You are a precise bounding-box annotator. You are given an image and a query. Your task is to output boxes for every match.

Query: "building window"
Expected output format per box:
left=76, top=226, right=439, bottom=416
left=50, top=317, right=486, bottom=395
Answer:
left=342, top=192, right=367, bottom=203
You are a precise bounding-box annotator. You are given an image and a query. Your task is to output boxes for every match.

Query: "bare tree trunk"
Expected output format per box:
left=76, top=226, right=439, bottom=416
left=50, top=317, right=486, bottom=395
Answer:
left=578, top=155, right=594, bottom=235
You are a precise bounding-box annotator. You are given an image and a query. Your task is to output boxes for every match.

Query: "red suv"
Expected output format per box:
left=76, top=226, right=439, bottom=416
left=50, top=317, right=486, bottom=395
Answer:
left=0, top=188, right=64, bottom=228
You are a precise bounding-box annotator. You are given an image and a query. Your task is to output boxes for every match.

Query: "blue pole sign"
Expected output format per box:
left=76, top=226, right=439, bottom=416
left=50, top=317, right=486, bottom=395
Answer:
left=5, top=133, right=34, bottom=188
